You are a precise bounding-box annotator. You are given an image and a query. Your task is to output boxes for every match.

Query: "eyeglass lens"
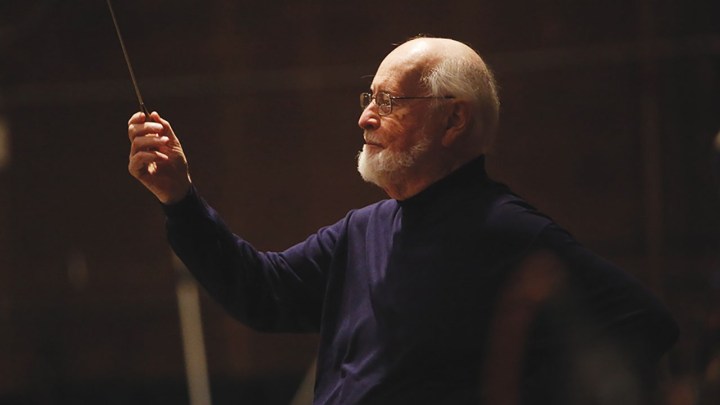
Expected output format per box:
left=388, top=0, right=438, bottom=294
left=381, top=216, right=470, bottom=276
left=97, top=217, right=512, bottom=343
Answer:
left=360, top=92, right=392, bottom=115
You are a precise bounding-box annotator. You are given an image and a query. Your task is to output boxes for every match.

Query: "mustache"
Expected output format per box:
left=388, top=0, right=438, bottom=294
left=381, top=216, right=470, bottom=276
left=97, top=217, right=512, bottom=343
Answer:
left=363, top=132, right=382, bottom=146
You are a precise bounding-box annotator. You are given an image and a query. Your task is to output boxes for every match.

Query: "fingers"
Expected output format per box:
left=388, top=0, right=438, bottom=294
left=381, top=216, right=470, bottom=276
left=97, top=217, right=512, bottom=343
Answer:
left=148, top=111, right=180, bottom=143
left=127, top=111, right=182, bottom=145
left=130, top=134, right=170, bottom=156
left=128, top=123, right=164, bottom=142
left=126, top=110, right=192, bottom=203
left=129, top=134, right=174, bottom=183
left=128, top=150, right=169, bottom=177
left=127, top=111, right=147, bottom=125
left=128, top=110, right=167, bottom=126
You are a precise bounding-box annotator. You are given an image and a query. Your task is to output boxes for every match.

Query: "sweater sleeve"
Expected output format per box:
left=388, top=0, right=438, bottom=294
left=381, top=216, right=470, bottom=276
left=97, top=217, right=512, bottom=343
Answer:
left=162, top=186, right=342, bottom=333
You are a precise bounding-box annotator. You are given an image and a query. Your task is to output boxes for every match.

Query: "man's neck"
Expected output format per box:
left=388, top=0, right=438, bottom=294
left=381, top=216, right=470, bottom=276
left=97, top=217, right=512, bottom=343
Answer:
left=384, top=157, right=472, bottom=201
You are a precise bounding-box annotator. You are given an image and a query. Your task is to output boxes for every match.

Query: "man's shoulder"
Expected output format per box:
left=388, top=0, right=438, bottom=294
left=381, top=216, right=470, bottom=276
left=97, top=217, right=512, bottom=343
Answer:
left=482, top=190, right=556, bottom=241
left=346, top=198, right=399, bottom=221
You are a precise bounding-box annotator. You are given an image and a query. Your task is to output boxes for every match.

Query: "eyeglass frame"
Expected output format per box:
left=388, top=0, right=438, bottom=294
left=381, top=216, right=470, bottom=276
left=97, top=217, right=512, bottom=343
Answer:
left=360, top=91, right=454, bottom=116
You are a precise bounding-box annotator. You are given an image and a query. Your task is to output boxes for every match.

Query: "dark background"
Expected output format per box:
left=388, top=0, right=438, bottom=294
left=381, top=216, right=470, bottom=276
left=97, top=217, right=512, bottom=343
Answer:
left=0, top=0, right=718, bottom=403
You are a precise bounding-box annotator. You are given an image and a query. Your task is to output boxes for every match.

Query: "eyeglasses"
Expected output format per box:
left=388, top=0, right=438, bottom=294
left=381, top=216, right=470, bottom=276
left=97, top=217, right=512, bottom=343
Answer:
left=360, top=91, right=454, bottom=116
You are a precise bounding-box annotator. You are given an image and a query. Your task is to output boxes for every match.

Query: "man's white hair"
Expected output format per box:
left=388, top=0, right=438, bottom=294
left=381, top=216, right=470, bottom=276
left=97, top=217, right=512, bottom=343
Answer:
left=422, top=49, right=500, bottom=152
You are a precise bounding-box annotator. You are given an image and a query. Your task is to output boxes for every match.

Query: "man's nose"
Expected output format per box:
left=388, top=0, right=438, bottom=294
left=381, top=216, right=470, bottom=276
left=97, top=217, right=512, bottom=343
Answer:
left=358, top=105, right=380, bottom=131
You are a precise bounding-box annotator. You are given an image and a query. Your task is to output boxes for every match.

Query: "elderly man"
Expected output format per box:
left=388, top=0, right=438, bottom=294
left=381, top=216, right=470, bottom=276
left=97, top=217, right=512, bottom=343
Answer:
left=128, top=37, right=677, bottom=404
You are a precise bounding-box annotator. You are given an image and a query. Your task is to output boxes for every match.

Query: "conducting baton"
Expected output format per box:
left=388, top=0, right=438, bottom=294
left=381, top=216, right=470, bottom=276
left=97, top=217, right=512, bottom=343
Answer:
left=106, top=0, right=151, bottom=118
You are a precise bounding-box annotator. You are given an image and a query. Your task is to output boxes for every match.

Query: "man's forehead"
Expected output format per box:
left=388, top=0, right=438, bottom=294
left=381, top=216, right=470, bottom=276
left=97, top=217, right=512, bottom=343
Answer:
left=371, top=60, right=425, bottom=94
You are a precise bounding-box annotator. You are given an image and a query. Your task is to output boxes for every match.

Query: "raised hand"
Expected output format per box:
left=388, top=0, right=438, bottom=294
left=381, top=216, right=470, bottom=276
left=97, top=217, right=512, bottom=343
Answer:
left=128, top=111, right=192, bottom=204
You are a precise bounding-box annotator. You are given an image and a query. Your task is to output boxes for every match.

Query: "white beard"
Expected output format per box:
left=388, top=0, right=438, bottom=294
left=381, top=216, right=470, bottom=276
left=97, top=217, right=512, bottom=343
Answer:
left=357, top=135, right=432, bottom=189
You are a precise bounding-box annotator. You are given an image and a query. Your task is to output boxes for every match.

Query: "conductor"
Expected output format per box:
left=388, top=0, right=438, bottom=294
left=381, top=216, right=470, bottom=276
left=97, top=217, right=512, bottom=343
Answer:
left=127, top=37, right=678, bottom=404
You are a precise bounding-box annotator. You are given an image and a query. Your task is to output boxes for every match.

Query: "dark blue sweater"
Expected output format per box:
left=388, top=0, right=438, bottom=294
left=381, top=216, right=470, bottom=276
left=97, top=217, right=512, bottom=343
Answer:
left=163, top=157, right=678, bottom=404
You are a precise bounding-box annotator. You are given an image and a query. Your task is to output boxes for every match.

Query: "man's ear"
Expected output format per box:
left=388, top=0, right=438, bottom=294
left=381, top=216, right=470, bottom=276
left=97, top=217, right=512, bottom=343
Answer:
left=441, top=101, right=472, bottom=147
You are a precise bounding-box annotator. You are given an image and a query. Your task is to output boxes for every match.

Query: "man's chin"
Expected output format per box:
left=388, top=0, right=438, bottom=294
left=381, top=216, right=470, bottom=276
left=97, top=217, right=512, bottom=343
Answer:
left=357, top=149, right=385, bottom=185
left=357, top=147, right=416, bottom=188
left=357, top=150, right=373, bottom=177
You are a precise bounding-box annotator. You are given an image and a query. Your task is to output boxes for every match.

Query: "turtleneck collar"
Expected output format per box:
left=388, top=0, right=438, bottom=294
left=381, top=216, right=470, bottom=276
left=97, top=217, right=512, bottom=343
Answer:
left=397, top=155, right=490, bottom=209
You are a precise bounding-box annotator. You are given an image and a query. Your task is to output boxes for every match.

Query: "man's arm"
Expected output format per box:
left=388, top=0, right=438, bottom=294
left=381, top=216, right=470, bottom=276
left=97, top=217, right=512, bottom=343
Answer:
left=127, top=112, right=334, bottom=332
left=537, top=224, right=679, bottom=365
left=162, top=186, right=338, bottom=333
